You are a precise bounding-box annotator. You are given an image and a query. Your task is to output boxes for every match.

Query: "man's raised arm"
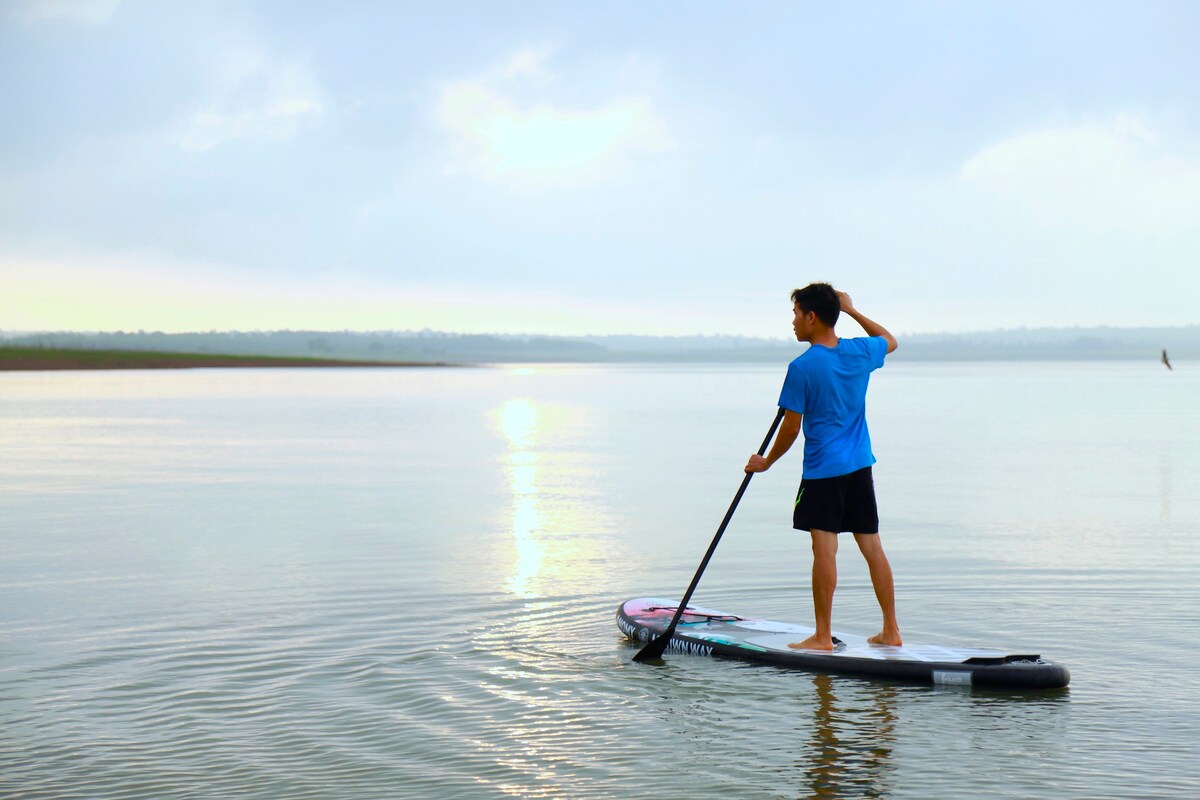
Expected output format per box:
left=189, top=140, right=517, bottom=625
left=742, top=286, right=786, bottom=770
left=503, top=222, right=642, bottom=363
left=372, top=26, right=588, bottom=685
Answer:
left=837, top=291, right=898, bottom=354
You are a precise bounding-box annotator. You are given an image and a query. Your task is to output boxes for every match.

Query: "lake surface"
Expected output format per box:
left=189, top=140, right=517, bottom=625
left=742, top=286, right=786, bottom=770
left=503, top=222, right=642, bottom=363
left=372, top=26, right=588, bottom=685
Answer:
left=2, top=361, right=1198, bottom=799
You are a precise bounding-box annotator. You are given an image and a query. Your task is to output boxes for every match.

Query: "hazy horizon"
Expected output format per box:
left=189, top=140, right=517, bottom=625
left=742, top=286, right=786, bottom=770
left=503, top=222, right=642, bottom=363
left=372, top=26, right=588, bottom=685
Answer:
left=2, top=321, right=1200, bottom=343
left=7, top=323, right=1197, bottom=364
left=3, top=2, right=1198, bottom=336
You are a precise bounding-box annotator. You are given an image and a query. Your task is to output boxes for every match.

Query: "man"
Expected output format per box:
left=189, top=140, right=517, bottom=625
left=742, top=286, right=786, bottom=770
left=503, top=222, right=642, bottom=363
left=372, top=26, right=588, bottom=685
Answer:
left=744, top=283, right=902, bottom=651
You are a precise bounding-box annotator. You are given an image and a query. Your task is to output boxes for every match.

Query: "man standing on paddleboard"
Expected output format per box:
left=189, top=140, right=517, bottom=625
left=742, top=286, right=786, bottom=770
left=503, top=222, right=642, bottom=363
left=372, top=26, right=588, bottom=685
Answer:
left=744, top=283, right=902, bottom=651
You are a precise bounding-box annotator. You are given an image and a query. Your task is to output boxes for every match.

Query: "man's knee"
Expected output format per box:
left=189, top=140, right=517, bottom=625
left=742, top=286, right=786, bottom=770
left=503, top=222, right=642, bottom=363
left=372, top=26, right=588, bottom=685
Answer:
left=853, top=532, right=883, bottom=551
left=810, top=530, right=838, bottom=557
left=854, top=534, right=891, bottom=567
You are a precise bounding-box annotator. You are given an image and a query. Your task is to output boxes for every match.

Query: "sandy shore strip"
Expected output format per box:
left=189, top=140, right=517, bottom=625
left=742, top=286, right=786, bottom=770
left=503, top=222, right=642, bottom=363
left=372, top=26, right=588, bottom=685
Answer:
left=0, top=347, right=459, bottom=371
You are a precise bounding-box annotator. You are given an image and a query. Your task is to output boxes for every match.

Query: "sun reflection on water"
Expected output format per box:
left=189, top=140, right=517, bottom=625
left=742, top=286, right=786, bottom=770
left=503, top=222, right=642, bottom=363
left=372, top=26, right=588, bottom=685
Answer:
left=499, top=399, right=537, bottom=448
left=497, top=399, right=545, bottom=598
left=492, top=394, right=619, bottom=605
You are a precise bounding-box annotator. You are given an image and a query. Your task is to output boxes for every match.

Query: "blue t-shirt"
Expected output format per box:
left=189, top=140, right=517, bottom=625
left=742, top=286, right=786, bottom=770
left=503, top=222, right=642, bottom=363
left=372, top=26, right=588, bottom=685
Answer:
left=777, top=336, right=888, bottom=479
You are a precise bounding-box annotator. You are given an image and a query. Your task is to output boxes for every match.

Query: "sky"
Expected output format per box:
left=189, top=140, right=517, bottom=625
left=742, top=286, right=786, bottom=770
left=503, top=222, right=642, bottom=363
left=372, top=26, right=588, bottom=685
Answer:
left=2, top=0, right=1198, bottom=338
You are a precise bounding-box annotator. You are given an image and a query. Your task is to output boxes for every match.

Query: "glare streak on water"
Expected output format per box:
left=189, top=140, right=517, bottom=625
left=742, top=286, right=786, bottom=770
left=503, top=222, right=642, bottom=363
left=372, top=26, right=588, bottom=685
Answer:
left=2, top=363, right=1199, bottom=798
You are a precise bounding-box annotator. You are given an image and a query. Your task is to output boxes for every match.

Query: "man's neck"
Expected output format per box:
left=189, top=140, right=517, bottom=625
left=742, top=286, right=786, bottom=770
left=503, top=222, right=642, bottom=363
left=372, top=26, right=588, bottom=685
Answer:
left=808, top=328, right=839, bottom=348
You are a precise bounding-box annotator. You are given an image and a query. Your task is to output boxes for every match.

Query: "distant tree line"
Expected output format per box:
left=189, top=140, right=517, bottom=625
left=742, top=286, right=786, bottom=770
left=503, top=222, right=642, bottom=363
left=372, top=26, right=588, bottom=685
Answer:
left=2, top=326, right=1197, bottom=363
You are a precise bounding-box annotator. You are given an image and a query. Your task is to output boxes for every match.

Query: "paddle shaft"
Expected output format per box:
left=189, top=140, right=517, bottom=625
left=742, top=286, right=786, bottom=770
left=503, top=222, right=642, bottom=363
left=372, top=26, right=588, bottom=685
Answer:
left=633, top=407, right=787, bottom=662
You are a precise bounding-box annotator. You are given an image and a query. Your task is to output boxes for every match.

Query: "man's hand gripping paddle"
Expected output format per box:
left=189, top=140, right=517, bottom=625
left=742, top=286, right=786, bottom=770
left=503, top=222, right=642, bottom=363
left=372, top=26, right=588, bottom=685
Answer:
left=632, top=407, right=786, bottom=663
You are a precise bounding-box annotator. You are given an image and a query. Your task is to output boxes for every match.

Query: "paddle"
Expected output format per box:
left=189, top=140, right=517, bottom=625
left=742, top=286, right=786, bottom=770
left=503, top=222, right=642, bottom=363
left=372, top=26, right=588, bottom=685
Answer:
left=633, top=407, right=787, bottom=663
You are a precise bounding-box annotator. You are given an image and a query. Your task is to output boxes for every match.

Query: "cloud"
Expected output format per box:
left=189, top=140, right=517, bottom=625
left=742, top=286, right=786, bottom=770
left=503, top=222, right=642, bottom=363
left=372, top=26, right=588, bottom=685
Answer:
left=501, top=46, right=554, bottom=80
left=438, top=48, right=676, bottom=187
left=178, top=37, right=324, bottom=152
left=962, top=116, right=1200, bottom=235
left=11, top=0, right=120, bottom=25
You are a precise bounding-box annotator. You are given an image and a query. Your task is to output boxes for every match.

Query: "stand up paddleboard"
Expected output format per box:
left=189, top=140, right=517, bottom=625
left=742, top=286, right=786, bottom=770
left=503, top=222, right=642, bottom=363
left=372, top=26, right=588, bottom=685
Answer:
left=619, top=597, right=1070, bottom=690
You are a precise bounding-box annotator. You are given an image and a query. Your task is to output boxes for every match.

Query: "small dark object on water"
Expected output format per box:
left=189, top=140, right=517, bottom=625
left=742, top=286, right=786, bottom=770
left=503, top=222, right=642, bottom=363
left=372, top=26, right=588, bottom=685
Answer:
left=1161, top=349, right=1172, bottom=370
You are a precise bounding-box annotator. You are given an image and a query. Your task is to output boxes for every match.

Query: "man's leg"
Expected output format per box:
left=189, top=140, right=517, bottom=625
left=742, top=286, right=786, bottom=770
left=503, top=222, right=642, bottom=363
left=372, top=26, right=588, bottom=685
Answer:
left=853, top=533, right=902, bottom=646
left=789, top=530, right=839, bottom=651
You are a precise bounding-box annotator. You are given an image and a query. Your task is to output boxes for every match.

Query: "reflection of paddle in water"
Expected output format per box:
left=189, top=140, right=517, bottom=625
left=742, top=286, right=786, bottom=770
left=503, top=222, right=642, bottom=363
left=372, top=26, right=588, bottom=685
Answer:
left=1161, top=349, right=1172, bottom=370
left=800, top=674, right=897, bottom=799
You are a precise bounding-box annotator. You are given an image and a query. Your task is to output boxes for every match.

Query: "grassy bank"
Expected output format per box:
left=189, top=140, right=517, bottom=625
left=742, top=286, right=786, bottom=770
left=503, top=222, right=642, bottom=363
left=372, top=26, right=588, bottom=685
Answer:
left=0, top=347, right=456, bottom=371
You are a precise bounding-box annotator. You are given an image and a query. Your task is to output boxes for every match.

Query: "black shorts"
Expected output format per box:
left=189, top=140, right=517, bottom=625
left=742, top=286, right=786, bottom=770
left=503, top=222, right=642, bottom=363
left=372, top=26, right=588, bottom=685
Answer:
left=792, top=466, right=879, bottom=534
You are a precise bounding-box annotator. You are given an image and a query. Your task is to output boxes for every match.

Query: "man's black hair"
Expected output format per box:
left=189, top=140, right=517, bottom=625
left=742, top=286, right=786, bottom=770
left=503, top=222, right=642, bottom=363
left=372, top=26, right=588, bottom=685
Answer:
left=791, top=283, right=840, bottom=327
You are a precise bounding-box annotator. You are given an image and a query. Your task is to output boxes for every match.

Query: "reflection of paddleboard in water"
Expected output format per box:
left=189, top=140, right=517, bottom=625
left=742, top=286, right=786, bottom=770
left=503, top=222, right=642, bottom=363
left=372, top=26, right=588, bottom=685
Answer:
left=1162, top=349, right=1173, bottom=370
left=617, top=597, right=1070, bottom=690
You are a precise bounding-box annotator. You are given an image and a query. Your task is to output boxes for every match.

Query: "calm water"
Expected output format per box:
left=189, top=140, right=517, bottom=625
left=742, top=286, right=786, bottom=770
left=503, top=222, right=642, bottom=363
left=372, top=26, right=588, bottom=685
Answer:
left=2, top=361, right=1198, bottom=799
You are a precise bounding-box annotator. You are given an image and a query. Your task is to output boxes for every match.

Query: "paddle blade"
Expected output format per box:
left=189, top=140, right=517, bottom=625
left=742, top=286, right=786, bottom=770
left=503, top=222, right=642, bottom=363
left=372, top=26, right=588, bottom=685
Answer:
left=632, top=631, right=671, bottom=663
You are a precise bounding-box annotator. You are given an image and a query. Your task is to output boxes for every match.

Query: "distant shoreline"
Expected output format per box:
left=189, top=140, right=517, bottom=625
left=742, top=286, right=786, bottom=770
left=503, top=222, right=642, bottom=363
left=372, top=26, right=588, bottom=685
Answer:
left=0, top=347, right=460, bottom=372
left=5, top=325, right=1195, bottom=363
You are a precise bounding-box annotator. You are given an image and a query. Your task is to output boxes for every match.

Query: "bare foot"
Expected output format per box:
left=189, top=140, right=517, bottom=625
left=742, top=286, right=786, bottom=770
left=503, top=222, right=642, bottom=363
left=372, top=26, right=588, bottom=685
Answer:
left=867, top=632, right=902, bottom=646
left=787, top=633, right=835, bottom=651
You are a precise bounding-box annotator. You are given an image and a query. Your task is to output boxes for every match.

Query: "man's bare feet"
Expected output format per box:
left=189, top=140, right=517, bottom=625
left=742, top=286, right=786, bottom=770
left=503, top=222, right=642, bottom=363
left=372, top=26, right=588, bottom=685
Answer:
left=867, top=631, right=902, bottom=646
left=787, top=633, right=835, bottom=651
